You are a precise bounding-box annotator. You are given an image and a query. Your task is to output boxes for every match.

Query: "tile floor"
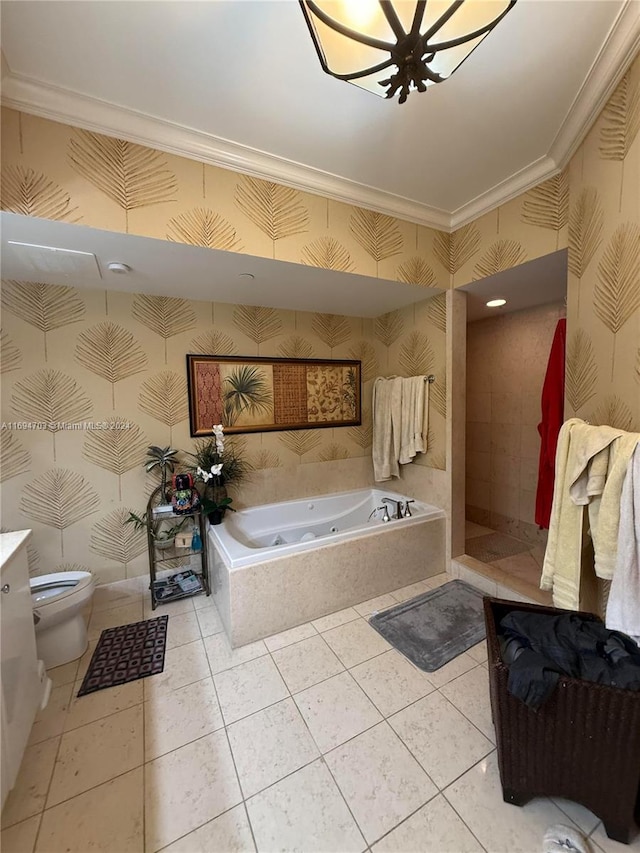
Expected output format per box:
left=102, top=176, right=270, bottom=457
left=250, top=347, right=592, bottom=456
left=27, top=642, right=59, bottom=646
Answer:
left=465, top=521, right=548, bottom=598
left=2, top=571, right=636, bottom=853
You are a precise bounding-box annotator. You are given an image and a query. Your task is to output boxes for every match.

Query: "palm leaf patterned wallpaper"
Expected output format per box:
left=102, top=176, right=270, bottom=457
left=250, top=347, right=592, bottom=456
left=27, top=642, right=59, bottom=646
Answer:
left=2, top=281, right=85, bottom=360
left=2, top=53, right=639, bottom=584
left=301, top=237, right=354, bottom=272
left=167, top=208, right=243, bottom=251
left=1, top=165, right=79, bottom=222
left=235, top=177, right=309, bottom=253
left=69, top=130, right=177, bottom=229
left=521, top=170, right=569, bottom=248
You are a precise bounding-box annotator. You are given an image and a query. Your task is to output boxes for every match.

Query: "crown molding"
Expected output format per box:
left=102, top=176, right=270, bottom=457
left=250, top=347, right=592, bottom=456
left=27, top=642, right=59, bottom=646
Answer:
left=449, top=155, right=559, bottom=230
left=2, top=4, right=638, bottom=236
left=549, top=0, right=640, bottom=169
left=0, top=70, right=453, bottom=231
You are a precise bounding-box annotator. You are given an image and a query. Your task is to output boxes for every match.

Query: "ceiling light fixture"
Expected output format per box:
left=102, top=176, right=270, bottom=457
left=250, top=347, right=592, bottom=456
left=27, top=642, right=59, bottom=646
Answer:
left=486, top=298, right=507, bottom=307
left=300, top=0, right=517, bottom=104
left=107, top=262, right=131, bottom=274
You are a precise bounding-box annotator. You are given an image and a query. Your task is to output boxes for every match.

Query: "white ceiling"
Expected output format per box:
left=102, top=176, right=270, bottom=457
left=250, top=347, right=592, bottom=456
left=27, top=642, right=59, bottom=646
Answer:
left=2, top=1, right=638, bottom=230
left=0, top=213, right=441, bottom=317
left=461, top=249, right=567, bottom=322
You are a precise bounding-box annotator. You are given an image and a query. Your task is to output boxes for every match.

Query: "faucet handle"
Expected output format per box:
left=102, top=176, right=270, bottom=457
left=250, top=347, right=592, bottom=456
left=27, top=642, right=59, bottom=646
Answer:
left=403, top=500, right=415, bottom=518
left=377, top=505, right=391, bottom=523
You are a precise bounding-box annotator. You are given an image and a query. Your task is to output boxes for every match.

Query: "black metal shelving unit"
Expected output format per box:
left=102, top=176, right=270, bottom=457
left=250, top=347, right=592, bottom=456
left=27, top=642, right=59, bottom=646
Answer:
left=146, top=488, right=210, bottom=611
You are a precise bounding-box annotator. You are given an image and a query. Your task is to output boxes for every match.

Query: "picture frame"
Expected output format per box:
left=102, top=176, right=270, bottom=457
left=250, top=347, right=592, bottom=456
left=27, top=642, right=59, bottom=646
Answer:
left=186, top=354, right=361, bottom=436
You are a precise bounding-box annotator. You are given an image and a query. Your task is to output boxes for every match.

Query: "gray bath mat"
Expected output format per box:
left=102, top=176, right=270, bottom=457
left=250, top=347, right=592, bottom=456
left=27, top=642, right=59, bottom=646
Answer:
left=465, top=532, right=530, bottom=563
left=369, top=580, right=485, bottom=672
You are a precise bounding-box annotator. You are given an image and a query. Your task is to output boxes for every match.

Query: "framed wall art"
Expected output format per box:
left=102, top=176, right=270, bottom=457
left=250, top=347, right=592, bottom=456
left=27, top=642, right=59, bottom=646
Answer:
left=186, top=354, right=361, bottom=436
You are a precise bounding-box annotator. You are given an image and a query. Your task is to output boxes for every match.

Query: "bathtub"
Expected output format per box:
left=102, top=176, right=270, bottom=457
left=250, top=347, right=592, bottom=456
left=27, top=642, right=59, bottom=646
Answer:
left=208, top=488, right=446, bottom=647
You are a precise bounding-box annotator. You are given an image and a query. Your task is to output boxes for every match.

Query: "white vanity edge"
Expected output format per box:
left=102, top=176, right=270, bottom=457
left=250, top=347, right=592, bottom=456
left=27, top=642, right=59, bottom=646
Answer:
left=0, top=530, right=32, bottom=568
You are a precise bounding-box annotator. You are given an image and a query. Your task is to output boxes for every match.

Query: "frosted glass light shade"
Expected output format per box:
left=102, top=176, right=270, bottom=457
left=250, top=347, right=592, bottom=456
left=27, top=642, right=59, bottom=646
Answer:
left=300, top=0, right=517, bottom=103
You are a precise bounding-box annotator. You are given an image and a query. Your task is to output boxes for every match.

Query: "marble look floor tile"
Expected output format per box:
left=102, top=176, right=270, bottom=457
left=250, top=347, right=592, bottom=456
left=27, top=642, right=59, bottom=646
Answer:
left=91, top=579, right=144, bottom=613
left=87, top=602, right=144, bottom=641
left=350, top=650, right=435, bottom=717
left=28, top=683, right=73, bottom=745
left=245, top=760, right=365, bottom=853
left=325, top=722, right=437, bottom=844
left=421, top=651, right=477, bottom=689
left=590, top=822, right=640, bottom=852
left=264, top=622, right=317, bottom=652
left=144, top=639, right=210, bottom=699
left=195, top=605, right=224, bottom=638
left=354, top=593, right=397, bottom=618
left=46, top=660, right=79, bottom=689
left=294, top=671, right=382, bottom=753
left=467, top=641, right=488, bottom=664
left=424, top=573, right=451, bottom=589
left=47, top=705, right=143, bottom=807
left=144, top=677, right=224, bottom=760
left=389, top=692, right=493, bottom=789
left=1, top=738, right=59, bottom=827
left=0, top=814, right=40, bottom=853
left=465, top=521, right=494, bottom=539
left=551, top=798, right=600, bottom=836
left=35, top=767, right=143, bottom=853
left=322, top=619, right=391, bottom=668
left=372, top=793, right=484, bottom=853
left=311, top=607, right=360, bottom=633
left=227, top=698, right=319, bottom=798
left=75, top=639, right=98, bottom=680
left=203, top=633, right=268, bottom=676
left=491, top=552, right=542, bottom=586
left=390, top=581, right=429, bottom=603
left=192, top=593, right=217, bottom=611
left=161, top=804, right=255, bottom=853
left=440, top=666, right=495, bottom=742
left=444, top=753, right=572, bottom=853
left=65, top=679, right=143, bottom=732
left=214, top=655, right=289, bottom=725
left=272, top=635, right=344, bottom=694
left=144, top=596, right=195, bottom=619
left=166, top=610, right=201, bottom=650
left=144, top=730, right=242, bottom=852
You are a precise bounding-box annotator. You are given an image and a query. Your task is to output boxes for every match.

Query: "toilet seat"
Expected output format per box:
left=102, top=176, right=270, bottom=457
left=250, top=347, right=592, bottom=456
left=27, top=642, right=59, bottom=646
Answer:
left=30, top=572, right=93, bottom=607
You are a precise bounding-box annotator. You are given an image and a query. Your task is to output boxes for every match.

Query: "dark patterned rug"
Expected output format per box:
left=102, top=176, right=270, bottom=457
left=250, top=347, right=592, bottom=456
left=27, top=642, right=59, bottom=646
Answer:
left=369, top=581, right=485, bottom=672
left=77, top=615, right=168, bottom=696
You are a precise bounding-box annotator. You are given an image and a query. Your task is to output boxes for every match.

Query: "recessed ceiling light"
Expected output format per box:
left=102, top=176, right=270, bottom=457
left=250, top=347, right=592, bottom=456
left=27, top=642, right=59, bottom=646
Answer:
left=107, top=262, right=131, bottom=274
left=239, top=273, right=255, bottom=280
left=486, top=298, right=507, bottom=308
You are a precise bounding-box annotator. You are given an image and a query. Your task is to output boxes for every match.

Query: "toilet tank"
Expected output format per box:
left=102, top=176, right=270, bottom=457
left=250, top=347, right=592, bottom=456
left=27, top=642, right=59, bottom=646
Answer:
left=0, top=530, right=48, bottom=809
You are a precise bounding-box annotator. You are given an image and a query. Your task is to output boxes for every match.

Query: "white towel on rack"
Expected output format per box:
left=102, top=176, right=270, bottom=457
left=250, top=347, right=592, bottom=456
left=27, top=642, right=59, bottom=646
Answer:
left=399, top=377, right=429, bottom=464
left=606, top=442, right=640, bottom=642
left=372, top=377, right=402, bottom=481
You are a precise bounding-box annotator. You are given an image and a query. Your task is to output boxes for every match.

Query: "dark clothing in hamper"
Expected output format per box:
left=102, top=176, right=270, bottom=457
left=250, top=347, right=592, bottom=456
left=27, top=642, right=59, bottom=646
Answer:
left=498, top=610, right=640, bottom=710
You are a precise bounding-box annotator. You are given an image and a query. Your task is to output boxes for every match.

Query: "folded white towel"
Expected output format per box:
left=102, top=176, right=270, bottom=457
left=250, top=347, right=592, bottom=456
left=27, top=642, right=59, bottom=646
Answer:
left=372, top=377, right=402, bottom=481
left=606, top=441, right=640, bottom=641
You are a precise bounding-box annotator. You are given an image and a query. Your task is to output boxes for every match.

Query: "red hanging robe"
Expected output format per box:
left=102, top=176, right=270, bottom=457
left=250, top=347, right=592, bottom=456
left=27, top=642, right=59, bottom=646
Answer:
left=535, top=318, right=566, bottom=529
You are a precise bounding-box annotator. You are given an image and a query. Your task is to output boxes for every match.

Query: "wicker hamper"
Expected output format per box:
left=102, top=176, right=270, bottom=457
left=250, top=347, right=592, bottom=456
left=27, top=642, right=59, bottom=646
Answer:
left=484, top=597, right=640, bottom=844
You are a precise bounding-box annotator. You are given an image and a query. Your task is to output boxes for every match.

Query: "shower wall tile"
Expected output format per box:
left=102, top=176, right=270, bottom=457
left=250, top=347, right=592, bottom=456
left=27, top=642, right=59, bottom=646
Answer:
left=467, top=303, right=564, bottom=528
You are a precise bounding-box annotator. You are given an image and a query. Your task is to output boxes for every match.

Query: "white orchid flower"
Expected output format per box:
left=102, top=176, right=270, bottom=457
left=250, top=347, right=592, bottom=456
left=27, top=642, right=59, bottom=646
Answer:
left=197, top=466, right=213, bottom=482
left=211, top=463, right=223, bottom=476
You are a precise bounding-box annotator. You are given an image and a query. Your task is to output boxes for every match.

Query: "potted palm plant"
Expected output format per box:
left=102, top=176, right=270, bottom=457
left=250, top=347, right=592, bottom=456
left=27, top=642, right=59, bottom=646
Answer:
left=145, top=445, right=179, bottom=503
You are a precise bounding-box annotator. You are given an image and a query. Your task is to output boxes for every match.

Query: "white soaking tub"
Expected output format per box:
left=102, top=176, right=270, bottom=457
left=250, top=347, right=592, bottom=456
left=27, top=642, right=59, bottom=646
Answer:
left=208, top=488, right=446, bottom=647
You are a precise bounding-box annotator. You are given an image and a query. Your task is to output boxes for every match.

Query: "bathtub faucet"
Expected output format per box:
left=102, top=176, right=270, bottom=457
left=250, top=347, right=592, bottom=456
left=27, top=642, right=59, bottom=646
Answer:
left=382, top=498, right=403, bottom=520
left=368, top=506, right=391, bottom=523
left=403, top=500, right=415, bottom=518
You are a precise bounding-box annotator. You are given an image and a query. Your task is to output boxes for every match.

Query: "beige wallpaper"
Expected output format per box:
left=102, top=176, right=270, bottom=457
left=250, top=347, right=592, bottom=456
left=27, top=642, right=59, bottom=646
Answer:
left=466, top=302, right=566, bottom=537
left=0, top=282, right=447, bottom=584
left=0, top=107, right=449, bottom=289
left=565, top=56, right=640, bottom=431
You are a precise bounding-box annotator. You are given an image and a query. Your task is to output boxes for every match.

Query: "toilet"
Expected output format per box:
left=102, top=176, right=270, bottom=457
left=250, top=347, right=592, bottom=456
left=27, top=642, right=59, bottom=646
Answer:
left=30, top=571, right=95, bottom=669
